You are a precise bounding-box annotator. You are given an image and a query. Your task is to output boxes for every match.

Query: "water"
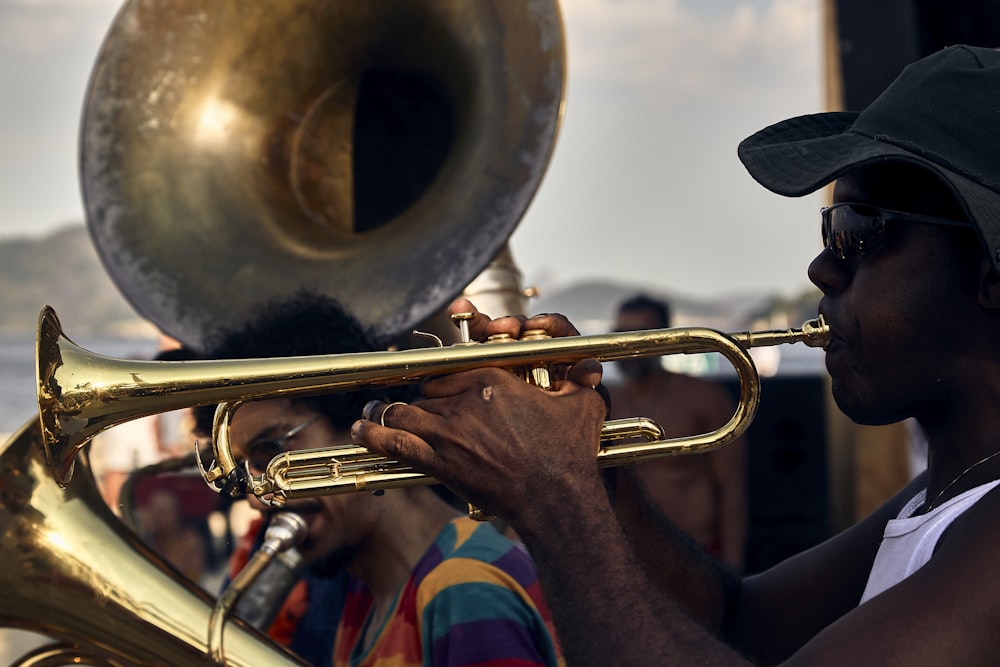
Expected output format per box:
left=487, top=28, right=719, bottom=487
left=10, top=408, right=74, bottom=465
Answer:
left=0, top=335, right=160, bottom=438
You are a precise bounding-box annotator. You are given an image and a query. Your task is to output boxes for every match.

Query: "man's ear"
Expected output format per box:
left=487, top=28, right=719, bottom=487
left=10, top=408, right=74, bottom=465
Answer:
left=977, top=257, right=1000, bottom=310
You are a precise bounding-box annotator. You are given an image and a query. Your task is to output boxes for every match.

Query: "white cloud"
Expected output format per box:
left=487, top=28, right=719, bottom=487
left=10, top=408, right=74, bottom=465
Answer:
left=563, top=0, right=820, bottom=94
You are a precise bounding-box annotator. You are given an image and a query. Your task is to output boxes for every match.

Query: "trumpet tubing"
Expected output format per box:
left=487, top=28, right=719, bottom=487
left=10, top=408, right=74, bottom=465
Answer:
left=34, top=305, right=828, bottom=503
left=223, top=318, right=828, bottom=505
left=234, top=417, right=668, bottom=504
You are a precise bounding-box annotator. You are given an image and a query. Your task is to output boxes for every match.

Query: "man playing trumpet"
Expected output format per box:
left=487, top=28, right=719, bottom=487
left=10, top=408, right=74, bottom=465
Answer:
left=353, top=45, right=1000, bottom=665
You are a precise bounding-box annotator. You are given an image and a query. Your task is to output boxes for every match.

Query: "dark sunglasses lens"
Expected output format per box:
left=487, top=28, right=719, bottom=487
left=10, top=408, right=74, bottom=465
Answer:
left=824, top=205, right=885, bottom=258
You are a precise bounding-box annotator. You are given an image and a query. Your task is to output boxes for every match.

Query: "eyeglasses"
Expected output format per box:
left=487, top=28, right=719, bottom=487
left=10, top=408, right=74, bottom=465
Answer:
left=244, top=416, right=320, bottom=473
left=821, top=202, right=974, bottom=260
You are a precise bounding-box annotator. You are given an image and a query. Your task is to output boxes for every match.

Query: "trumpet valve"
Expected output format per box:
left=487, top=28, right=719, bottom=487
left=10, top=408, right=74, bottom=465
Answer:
left=484, top=331, right=554, bottom=389
left=450, top=311, right=477, bottom=344
left=520, top=329, right=552, bottom=389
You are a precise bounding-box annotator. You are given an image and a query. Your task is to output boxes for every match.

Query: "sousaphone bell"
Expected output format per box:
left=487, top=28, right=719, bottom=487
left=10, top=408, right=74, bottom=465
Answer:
left=81, top=0, right=566, bottom=348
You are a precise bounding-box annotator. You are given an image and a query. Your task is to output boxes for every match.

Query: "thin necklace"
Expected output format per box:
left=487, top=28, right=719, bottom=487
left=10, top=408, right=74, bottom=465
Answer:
left=925, top=449, right=1000, bottom=512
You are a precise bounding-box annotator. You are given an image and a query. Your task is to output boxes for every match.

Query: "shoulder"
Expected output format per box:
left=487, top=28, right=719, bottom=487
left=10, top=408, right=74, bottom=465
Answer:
left=932, top=479, right=1000, bottom=558
left=740, top=474, right=926, bottom=614
left=414, top=521, right=563, bottom=666
left=420, top=518, right=540, bottom=592
left=782, top=480, right=1000, bottom=665
left=413, top=518, right=550, bottom=616
left=608, top=372, right=728, bottom=401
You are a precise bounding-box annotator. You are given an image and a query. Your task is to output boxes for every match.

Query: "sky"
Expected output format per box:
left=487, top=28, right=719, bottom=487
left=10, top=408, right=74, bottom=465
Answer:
left=0, top=0, right=826, bottom=304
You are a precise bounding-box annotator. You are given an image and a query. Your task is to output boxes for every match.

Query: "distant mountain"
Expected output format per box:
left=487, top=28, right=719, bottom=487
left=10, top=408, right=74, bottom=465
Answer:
left=0, top=224, right=152, bottom=338
left=0, top=224, right=821, bottom=341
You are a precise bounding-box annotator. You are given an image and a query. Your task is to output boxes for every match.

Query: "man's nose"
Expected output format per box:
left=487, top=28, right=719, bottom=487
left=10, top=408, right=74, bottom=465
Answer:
left=807, top=248, right=852, bottom=295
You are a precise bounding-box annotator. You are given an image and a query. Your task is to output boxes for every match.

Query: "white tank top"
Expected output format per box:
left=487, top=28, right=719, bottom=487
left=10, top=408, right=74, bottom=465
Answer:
left=859, top=479, right=1000, bottom=604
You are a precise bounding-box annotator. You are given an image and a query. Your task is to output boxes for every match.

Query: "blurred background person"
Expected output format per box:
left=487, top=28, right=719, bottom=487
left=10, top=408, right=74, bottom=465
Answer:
left=134, top=487, right=208, bottom=583
left=607, top=294, right=748, bottom=570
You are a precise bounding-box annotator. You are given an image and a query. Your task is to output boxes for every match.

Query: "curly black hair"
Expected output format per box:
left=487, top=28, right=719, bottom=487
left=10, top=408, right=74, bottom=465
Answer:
left=194, top=289, right=417, bottom=436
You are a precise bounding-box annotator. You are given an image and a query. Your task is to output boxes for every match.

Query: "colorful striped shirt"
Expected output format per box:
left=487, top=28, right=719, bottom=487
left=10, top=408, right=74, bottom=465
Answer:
left=332, top=517, right=565, bottom=667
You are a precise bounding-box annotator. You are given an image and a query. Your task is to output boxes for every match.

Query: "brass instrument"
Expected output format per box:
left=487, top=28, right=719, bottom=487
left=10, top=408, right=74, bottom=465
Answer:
left=230, top=522, right=307, bottom=635
left=36, top=306, right=829, bottom=504
left=12, top=0, right=567, bottom=662
left=202, top=317, right=829, bottom=504
left=80, top=0, right=566, bottom=350
left=8, top=644, right=114, bottom=667
left=0, top=418, right=309, bottom=667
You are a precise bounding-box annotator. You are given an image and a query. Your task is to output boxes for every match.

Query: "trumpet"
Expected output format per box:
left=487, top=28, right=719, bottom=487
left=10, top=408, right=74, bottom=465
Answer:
left=204, top=314, right=829, bottom=506
left=37, top=305, right=829, bottom=502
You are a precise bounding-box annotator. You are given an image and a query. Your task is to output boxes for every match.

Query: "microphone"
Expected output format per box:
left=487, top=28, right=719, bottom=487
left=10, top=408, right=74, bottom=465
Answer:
left=233, top=512, right=308, bottom=632
left=210, top=512, right=308, bottom=659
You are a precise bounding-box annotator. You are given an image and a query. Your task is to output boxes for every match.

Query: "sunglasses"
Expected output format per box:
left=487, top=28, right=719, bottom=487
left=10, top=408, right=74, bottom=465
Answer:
left=244, top=415, right=320, bottom=473
left=821, top=202, right=974, bottom=260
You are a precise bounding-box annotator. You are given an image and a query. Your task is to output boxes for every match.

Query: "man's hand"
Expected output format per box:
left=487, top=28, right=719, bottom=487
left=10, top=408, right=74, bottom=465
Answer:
left=448, top=296, right=583, bottom=341
left=350, top=298, right=607, bottom=525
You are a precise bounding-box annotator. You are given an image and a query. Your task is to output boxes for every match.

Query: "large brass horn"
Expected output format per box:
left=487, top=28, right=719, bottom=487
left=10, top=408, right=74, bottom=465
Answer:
left=0, top=418, right=310, bottom=667
left=80, top=0, right=566, bottom=349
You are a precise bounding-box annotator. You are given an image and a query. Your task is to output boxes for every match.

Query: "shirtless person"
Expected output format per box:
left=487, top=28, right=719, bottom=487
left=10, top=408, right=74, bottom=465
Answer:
left=609, top=294, right=746, bottom=569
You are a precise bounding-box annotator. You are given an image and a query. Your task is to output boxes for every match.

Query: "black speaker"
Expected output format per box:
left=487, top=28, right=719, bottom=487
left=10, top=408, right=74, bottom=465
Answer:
left=723, top=375, right=831, bottom=574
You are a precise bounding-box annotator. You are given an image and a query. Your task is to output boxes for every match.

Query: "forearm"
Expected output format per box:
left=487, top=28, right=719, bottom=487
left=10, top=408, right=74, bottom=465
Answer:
left=612, top=467, right=742, bottom=627
left=514, top=470, right=750, bottom=667
left=713, top=441, right=749, bottom=571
